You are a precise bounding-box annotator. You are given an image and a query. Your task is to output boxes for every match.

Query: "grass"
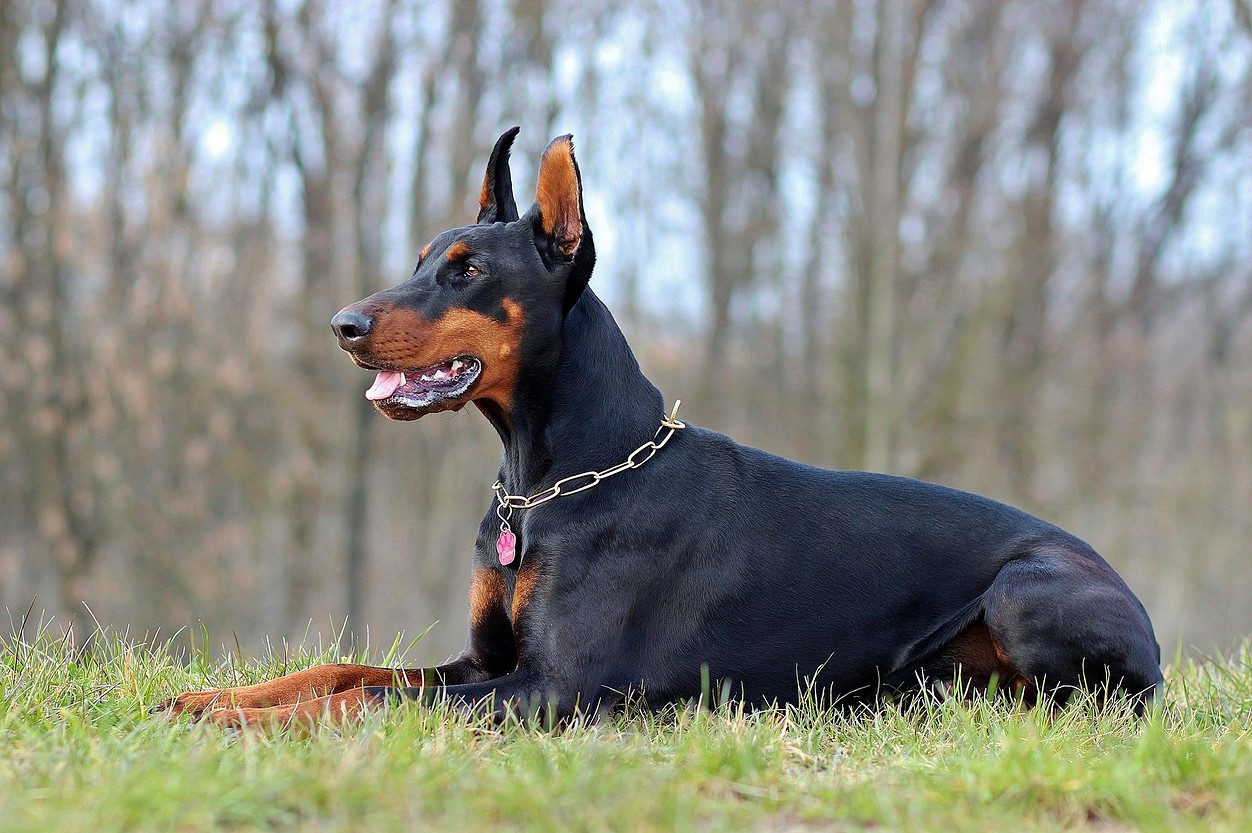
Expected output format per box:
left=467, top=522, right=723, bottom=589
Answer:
left=1, top=621, right=1250, bottom=833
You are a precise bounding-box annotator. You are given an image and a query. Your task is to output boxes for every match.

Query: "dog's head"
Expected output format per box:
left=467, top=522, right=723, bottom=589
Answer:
left=331, top=128, right=594, bottom=421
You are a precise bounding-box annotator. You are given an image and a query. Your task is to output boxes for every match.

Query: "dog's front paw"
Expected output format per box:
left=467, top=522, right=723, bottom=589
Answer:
left=150, top=689, right=227, bottom=718
left=203, top=706, right=287, bottom=733
left=204, top=703, right=335, bottom=738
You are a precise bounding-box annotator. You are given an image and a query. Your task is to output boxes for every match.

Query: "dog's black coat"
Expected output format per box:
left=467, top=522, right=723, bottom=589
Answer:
left=332, top=129, right=1163, bottom=719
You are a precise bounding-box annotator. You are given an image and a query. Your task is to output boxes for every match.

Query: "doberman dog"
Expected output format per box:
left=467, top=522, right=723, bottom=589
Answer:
left=157, top=128, right=1163, bottom=731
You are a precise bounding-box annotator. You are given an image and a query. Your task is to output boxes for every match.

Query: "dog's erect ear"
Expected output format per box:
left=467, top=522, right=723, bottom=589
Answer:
left=533, top=134, right=595, bottom=311
left=477, top=126, right=520, bottom=224
left=534, top=134, right=584, bottom=259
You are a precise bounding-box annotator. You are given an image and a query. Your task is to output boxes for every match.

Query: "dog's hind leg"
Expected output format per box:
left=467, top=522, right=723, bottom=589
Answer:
left=982, top=548, right=1163, bottom=713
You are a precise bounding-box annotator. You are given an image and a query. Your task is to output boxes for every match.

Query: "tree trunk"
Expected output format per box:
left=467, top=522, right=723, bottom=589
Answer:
left=863, top=0, right=907, bottom=474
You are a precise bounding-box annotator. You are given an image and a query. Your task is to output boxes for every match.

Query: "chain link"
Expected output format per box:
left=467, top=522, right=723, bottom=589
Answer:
left=493, top=400, right=685, bottom=519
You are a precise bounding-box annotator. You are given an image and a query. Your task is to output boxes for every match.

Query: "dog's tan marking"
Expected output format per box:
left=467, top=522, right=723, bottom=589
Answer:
left=159, top=663, right=417, bottom=716
left=446, top=240, right=471, bottom=261
left=535, top=136, right=581, bottom=257
left=938, top=621, right=1033, bottom=696
left=470, top=567, right=508, bottom=631
left=207, top=687, right=380, bottom=736
left=511, top=562, right=543, bottom=622
left=479, top=174, right=491, bottom=213
left=363, top=298, right=524, bottom=417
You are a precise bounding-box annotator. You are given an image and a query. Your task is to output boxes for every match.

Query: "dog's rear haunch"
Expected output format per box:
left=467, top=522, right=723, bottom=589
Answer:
left=156, top=128, right=1162, bottom=732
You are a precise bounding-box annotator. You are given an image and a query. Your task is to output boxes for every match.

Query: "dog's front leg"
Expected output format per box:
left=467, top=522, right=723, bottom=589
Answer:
left=156, top=566, right=519, bottom=722
left=199, top=685, right=386, bottom=736
left=372, top=574, right=632, bottom=725
left=199, top=668, right=585, bottom=734
left=153, top=657, right=493, bottom=719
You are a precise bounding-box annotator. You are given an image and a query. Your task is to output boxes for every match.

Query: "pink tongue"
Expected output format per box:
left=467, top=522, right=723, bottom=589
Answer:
left=365, top=370, right=405, bottom=401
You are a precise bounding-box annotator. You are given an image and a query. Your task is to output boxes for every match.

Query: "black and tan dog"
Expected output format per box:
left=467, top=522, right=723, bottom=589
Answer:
left=157, top=128, right=1163, bottom=730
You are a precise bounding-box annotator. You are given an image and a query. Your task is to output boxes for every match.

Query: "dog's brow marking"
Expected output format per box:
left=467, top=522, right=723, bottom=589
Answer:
left=446, top=241, right=471, bottom=261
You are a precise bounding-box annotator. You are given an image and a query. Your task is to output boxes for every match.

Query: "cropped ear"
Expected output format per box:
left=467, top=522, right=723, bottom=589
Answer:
left=533, top=134, right=583, bottom=258
left=532, top=134, right=595, bottom=312
left=477, top=126, right=520, bottom=224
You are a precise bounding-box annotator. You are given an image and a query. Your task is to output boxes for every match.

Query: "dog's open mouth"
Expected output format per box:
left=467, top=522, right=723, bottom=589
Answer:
left=363, top=356, right=482, bottom=409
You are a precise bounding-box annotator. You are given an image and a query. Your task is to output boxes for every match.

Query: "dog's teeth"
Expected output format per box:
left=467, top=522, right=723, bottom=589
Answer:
left=399, top=372, right=406, bottom=386
left=434, top=370, right=449, bottom=380
left=452, top=359, right=463, bottom=372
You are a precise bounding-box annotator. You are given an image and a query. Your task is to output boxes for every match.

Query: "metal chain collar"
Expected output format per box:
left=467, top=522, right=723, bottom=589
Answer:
left=492, top=400, right=686, bottom=528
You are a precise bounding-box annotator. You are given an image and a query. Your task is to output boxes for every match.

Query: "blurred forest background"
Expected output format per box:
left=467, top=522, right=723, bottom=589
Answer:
left=2, top=0, right=1251, bottom=664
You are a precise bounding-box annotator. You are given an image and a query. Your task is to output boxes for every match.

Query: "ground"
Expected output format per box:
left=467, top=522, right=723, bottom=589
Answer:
left=1, top=622, right=1249, bottom=832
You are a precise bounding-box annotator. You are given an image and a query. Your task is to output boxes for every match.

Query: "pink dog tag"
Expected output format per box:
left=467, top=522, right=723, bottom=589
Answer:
left=496, top=528, right=517, bottom=565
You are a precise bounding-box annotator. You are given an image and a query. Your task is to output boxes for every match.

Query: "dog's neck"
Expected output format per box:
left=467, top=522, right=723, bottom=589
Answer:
left=484, top=289, right=664, bottom=495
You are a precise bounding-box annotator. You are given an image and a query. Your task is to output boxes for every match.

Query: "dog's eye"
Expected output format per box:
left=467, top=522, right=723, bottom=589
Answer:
left=463, top=265, right=480, bottom=278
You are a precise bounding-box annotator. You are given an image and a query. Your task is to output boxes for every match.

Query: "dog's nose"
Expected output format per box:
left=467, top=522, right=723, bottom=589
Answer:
left=331, top=309, right=373, bottom=342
